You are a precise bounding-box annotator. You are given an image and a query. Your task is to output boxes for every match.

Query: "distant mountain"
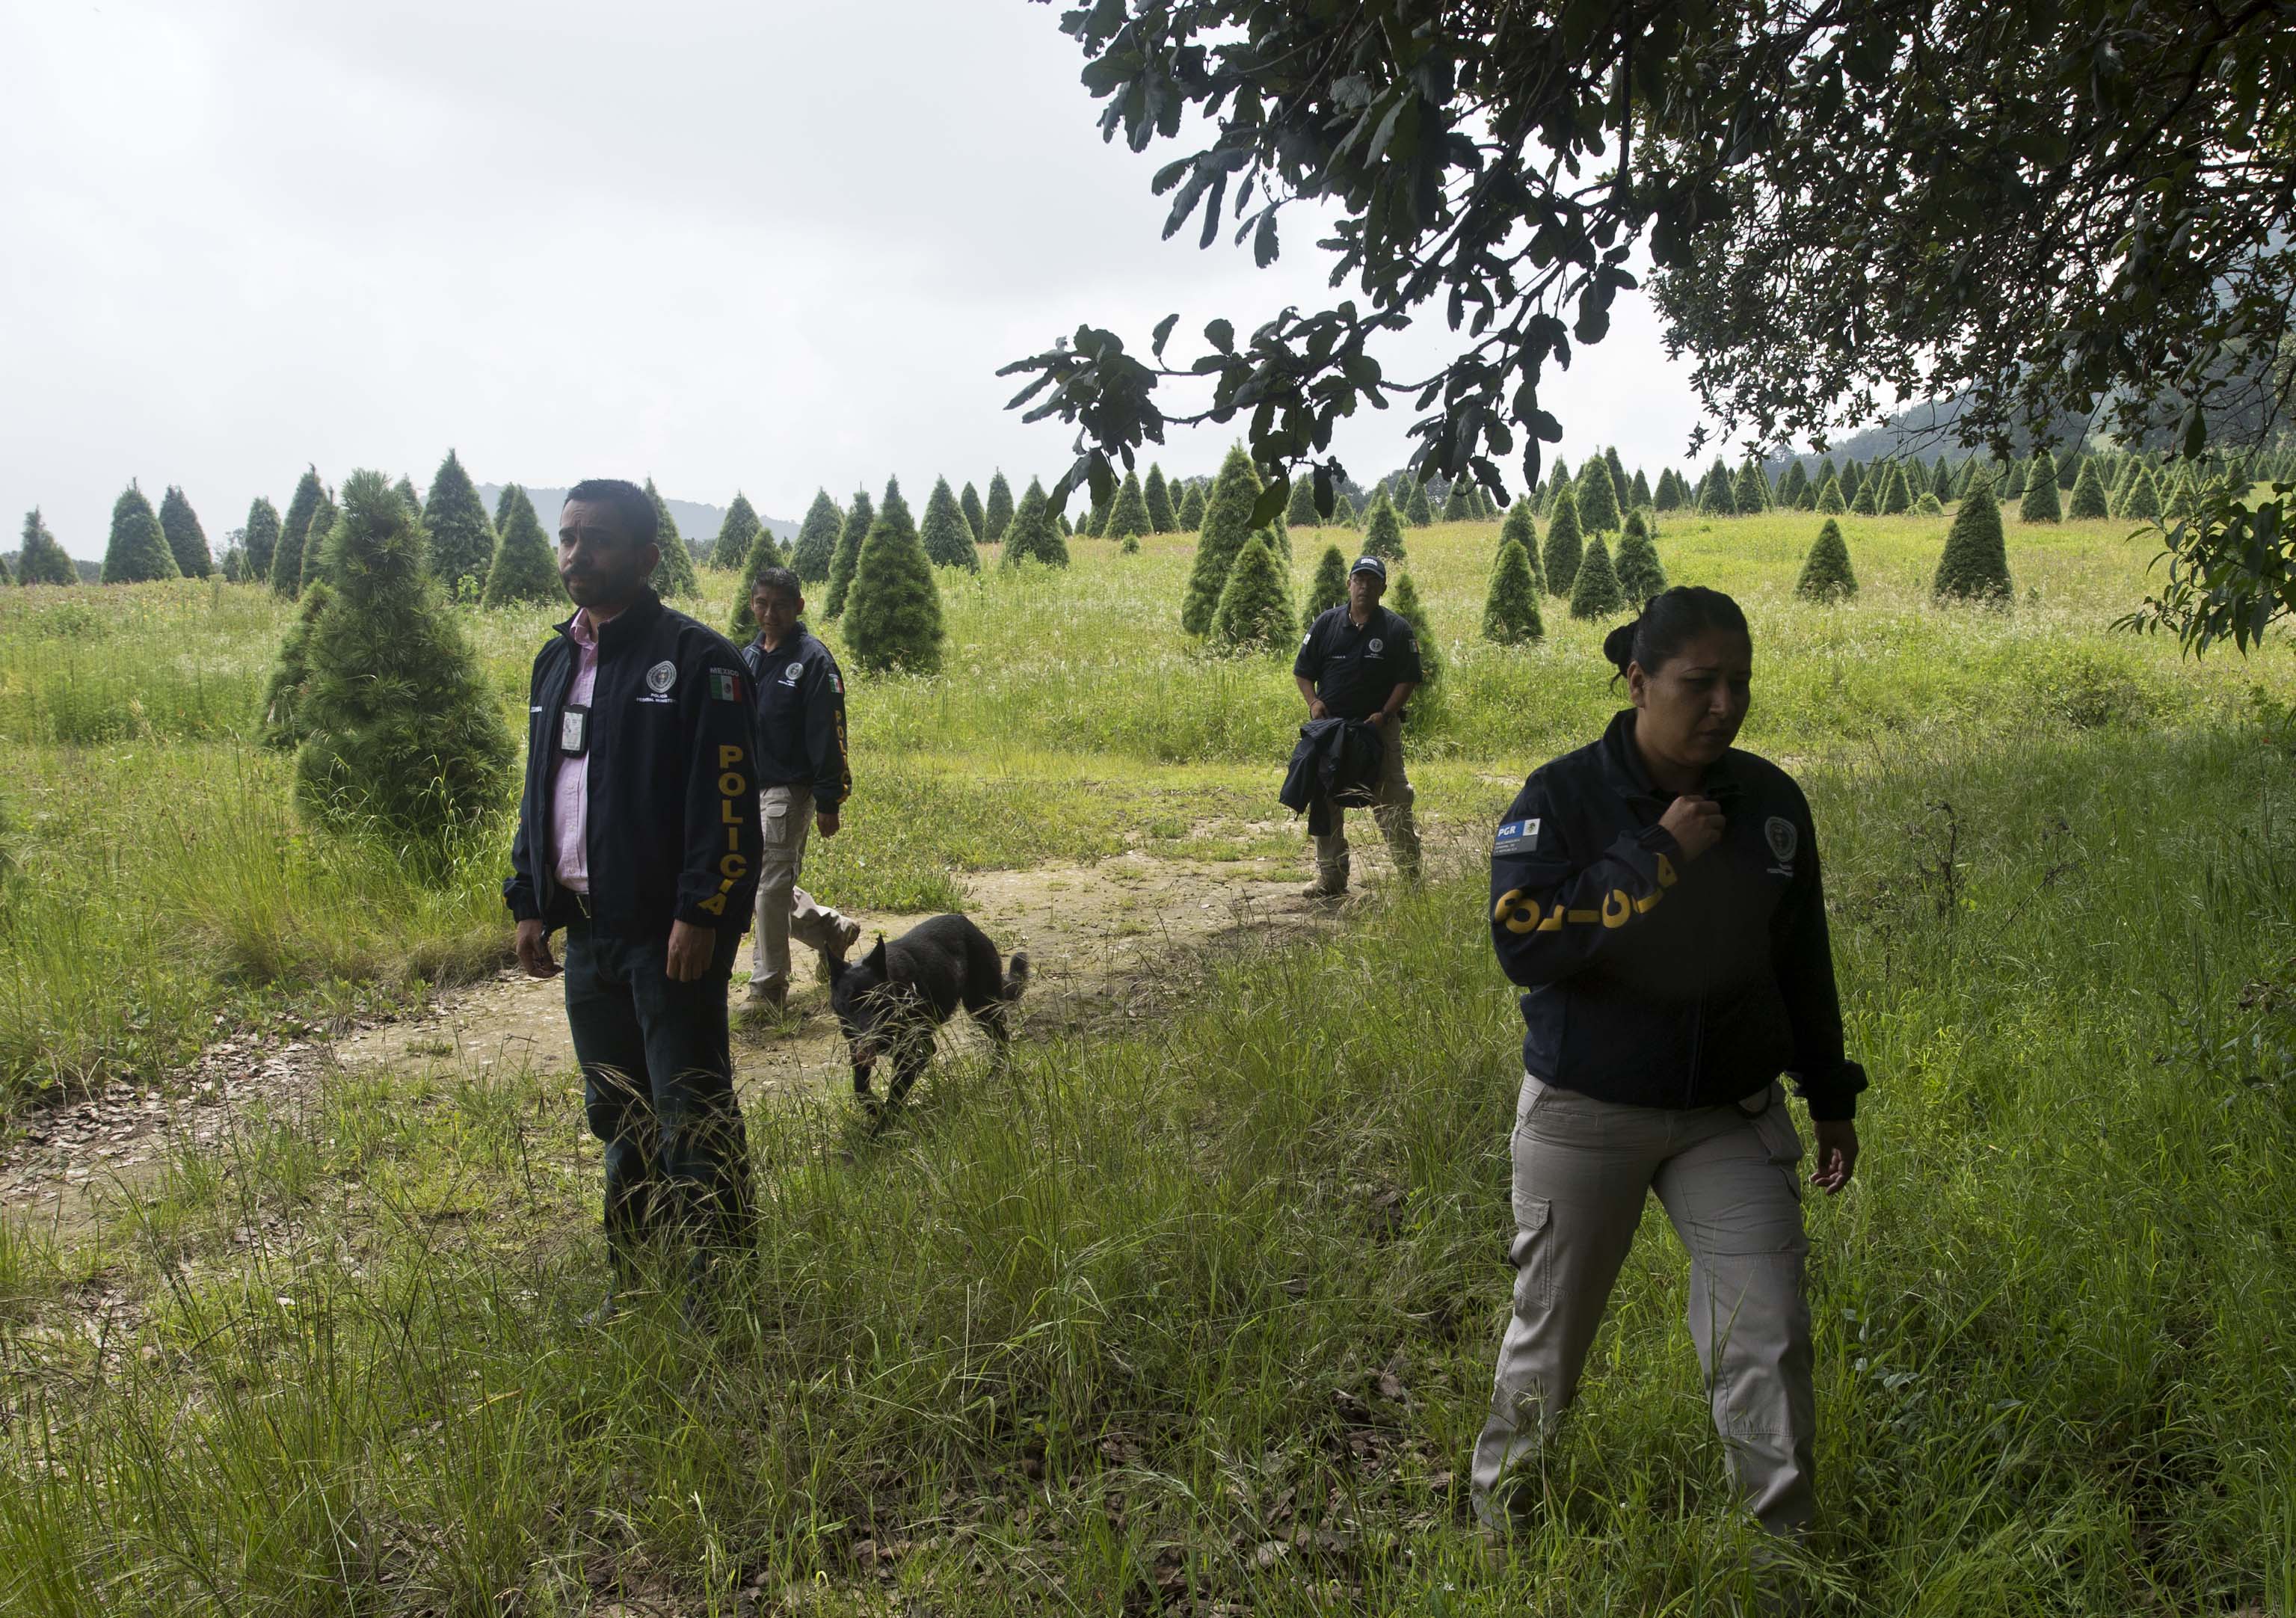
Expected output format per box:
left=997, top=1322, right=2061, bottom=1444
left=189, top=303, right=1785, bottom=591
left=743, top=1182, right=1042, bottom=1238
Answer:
left=474, top=485, right=797, bottom=559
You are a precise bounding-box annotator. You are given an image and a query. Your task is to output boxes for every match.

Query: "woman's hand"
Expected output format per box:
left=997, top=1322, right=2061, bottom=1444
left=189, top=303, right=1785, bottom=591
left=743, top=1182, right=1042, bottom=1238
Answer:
left=1809, top=1119, right=1859, bottom=1194
left=1660, top=794, right=1728, bottom=860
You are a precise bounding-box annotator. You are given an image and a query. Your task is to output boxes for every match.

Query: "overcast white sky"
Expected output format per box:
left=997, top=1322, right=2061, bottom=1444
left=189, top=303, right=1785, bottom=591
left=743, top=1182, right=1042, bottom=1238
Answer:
left=2, top=0, right=1719, bottom=558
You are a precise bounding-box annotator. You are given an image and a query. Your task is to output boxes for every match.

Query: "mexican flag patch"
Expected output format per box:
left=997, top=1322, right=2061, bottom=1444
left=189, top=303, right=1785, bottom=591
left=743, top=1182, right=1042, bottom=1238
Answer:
left=710, top=668, right=742, bottom=703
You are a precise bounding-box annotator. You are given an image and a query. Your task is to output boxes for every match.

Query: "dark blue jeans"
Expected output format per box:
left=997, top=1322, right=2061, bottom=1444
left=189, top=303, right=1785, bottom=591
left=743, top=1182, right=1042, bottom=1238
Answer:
left=563, top=921, right=754, bottom=1270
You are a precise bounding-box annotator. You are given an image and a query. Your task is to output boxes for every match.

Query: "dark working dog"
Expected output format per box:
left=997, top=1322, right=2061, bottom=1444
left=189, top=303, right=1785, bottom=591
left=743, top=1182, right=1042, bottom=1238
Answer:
left=826, top=914, right=1029, bottom=1116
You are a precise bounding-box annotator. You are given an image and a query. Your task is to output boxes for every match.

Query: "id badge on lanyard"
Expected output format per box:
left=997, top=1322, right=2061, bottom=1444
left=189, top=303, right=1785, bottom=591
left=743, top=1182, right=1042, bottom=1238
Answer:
left=559, top=704, right=591, bottom=757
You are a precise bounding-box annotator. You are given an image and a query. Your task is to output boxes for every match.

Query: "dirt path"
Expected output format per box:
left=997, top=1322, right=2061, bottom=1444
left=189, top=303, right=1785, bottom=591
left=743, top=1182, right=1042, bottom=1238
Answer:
left=0, top=853, right=1355, bottom=1240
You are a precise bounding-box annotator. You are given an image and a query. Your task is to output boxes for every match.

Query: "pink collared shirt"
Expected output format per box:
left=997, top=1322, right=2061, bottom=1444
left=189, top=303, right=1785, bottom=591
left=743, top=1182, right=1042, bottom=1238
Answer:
left=551, top=609, right=603, bottom=893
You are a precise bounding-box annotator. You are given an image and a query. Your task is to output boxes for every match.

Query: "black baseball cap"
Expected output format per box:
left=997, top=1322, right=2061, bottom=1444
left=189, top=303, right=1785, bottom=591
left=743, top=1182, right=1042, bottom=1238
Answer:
left=1349, top=555, right=1387, bottom=579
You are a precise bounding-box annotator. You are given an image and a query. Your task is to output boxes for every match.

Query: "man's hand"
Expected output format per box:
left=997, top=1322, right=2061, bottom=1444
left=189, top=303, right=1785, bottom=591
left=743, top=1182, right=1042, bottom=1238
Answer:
left=1809, top=1119, right=1859, bottom=1194
left=817, top=809, right=841, bottom=838
left=1308, top=698, right=1331, bottom=721
left=665, top=920, right=714, bottom=982
left=1659, top=794, right=1728, bottom=860
left=514, top=918, right=560, bottom=979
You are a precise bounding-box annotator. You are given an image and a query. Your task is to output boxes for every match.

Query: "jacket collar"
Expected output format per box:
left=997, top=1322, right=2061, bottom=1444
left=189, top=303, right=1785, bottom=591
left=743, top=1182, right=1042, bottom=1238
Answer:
left=556, top=588, right=665, bottom=653
left=751, top=621, right=810, bottom=657
left=1599, top=707, right=1741, bottom=804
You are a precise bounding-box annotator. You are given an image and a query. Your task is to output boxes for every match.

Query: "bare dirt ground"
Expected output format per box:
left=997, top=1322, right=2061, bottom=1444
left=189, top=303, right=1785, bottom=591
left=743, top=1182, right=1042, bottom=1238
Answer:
left=0, top=852, right=1367, bottom=1239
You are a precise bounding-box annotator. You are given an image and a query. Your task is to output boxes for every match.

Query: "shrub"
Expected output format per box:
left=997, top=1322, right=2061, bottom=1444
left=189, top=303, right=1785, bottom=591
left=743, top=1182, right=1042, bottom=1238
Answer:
left=1849, top=470, right=1880, bottom=515
left=791, top=490, right=843, bottom=582
left=425, top=451, right=496, bottom=597
left=1481, top=539, right=1545, bottom=644
left=271, top=468, right=328, bottom=598
left=982, top=471, right=1015, bottom=544
left=644, top=479, right=699, bottom=595
left=1879, top=463, right=1912, bottom=514
left=481, top=484, right=564, bottom=609
left=1498, top=501, right=1544, bottom=587
left=1652, top=467, right=1683, bottom=511
left=843, top=479, right=945, bottom=675
left=1575, top=457, right=1622, bottom=531
left=1795, top=517, right=1858, bottom=602
left=1388, top=569, right=1441, bottom=683
left=219, top=545, right=242, bottom=582
left=1439, top=479, right=1474, bottom=523
left=1699, top=464, right=1738, bottom=517
left=1568, top=535, right=1624, bottom=619
left=1334, top=492, right=1359, bottom=527
left=2017, top=452, right=2062, bottom=522
left=1630, top=469, right=1653, bottom=509
left=16, top=509, right=79, bottom=586
left=1144, top=464, right=1178, bottom=532
left=1181, top=446, right=1265, bottom=633
left=293, top=470, right=512, bottom=851
left=1403, top=479, right=1434, bottom=526
left=1914, top=490, right=1945, bottom=515
left=1360, top=487, right=1408, bottom=561
left=395, top=476, right=422, bottom=517
left=1732, top=459, right=1771, bottom=514
left=1776, top=461, right=1811, bottom=510
left=1613, top=512, right=1667, bottom=603
left=1208, top=533, right=1295, bottom=650
left=1107, top=471, right=1153, bottom=541
left=101, top=484, right=179, bottom=583
left=1815, top=475, right=1847, bottom=514
left=710, top=493, right=767, bottom=573
left=260, top=582, right=331, bottom=750
left=822, top=487, right=873, bottom=617
left=1934, top=479, right=2013, bottom=602
left=1542, top=485, right=1583, bottom=595
left=158, top=486, right=212, bottom=578
left=1178, top=481, right=1207, bottom=529
left=1000, top=478, right=1070, bottom=567
left=960, top=481, right=986, bottom=543
left=1841, top=460, right=1867, bottom=502
left=239, top=497, right=280, bottom=583
left=1286, top=477, right=1323, bottom=526
left=2067, top=458, right=2111, bottom=519
left=919, top=477, right=980, bottom=570
left=2119, top=464, right=2164, bottom=521
left=1301, top=544, right=1348, bottom=630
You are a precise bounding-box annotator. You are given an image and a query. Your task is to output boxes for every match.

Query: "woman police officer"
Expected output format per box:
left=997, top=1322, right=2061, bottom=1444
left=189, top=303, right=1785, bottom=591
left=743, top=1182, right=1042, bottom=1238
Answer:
left=1472, top=585, right=1865, bottom=1542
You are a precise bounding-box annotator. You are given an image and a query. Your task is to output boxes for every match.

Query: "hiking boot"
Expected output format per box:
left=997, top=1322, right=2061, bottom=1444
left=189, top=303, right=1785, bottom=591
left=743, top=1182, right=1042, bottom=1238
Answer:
left=1302, top=878, right=1347, bottom=901
left=824, top=915, right=864, bottom=962
left=742, top=977, right=787, bottom=1014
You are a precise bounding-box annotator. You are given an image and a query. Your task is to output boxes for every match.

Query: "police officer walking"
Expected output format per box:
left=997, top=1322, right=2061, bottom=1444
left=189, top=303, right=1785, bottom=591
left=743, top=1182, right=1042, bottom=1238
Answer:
left=738, top=565, right=861, bottom=1014
left=1293, top=555, right=1424, bottom=896
left=1473, top=585, right=1865, bottom=1545
left=505, top=478, right=762, bottom=1325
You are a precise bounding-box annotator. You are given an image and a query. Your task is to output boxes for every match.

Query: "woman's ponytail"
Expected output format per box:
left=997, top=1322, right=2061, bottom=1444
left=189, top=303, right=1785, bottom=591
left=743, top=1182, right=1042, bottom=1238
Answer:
left=1601, top=586, right=1749, bottom=685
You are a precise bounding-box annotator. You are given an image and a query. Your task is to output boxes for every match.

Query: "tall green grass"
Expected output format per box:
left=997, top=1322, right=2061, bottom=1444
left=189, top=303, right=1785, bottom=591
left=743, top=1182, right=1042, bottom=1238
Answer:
left=1, top=722, right=2289, bottom=1613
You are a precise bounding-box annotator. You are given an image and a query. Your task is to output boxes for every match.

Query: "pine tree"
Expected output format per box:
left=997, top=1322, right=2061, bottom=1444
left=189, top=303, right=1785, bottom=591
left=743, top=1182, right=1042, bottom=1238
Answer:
left=1144, top=463, right=1178, bottom=531
left=644, top=479, right=699, bottom=594
left=1930, top=457, right=1954, bottom=498
left=1542, top=486, right=1583, bottom=596
left=157, top=486, right=212, bottom=578
left=982, top=471, right=1016, bottom=544
left=1879, top=462, right=1912, bottom=514
left=1777, top=461, right=1812, bottom=509
left=293, top=470, right=513, bottom=850
left=1360, top=487, right=1409, bottom=561
left=1482, top=539, right=1545, bottom=644
left=1575, top=457, right=1622, bottom=532
left=1178, top=480, right=1207, bottom=529
left=1208, top=533, right=1296, bottom=650
left=1933, top=479, right=2013, bottom=602
left=1842, top=460, right=1870, bottom=503
left=823, top=487, right=875, bottom=615
left=480, top=484, right=564, bottom=609
left=220, top=544, right=243, bottom=582
left=0, top=550, right=10, bottom=585
left=1281, top=476, right=1317, bottom=527
left=1699, top=463, right=1739, bottom=517
left=1653, top=468, right=1684, bottom=512
left=1567, top=535, right=1624, bottom=619
left=1334, top=492, right=1359, bottom=527
left=726, top=523, right=793, bottom=641
left=1440, top=478, right=1474, bottom=522
left=1181, top=446, right=1266, bottom=633
left=1849, top=470, right=1880, bottom=516
left=792, top=490, right=844, bottom=581
left=1915, top=491, right=1945, bottom=515
left=1604, top=446, right=1628, bottom=496
left=1499, top=499, right=1542, bottom=591
left=1388, top=570, right=1441, bottom=683
left=395, top=476, right=423, bottom=517
left=272, top=467, right=327, bottom=597
left=298, top=487, right=339, bottom=593
left=2018, top=452, right=2062, bottom=522
left=1813, top=456, right=1839, bottom=493
left=1000, top=478, right=1071, bottom=567
left=261, top=582, right=332, bottom=750
left=239, top=496, right=280, bottom=583
left=1814, top=476, right=1846, bottom=514
left=1613, top=511, right=1667, bottom=603
left=1543, top=458, right=1569, bottom=516
left=1796, top=518, right=1858, bottom=602
left=1402, top=479, right=1434, bottom=526
left=710, top=493, right=767, bottom=573
left=1733, top=459, right=1771, bottom=514
left=920, top=476, right=981, bottom=570
left=2120, top=464, right=2164, bottom=521
left=1956, top=458, right=1983, bottom=499
left=960, top=481, right=987, bottom=545
left=101, top=483, right=179, bottom=583
left=1107, top=470, right=1153, bottom=541
left=2003, top=458, right=2028, bottom=500
left=1302, top=544, right=1349, bottom=630
left=16, top=509, right=77, bottom=585
left=1086, top=494, right=1112, bottom=538
left=423, top=451, right=496, bottom=598
left=2068, top=457, right=2111, bottom=519
left=843, top=479, right=945, bottom=674
left=2058, top=451, right=2081, bottom=489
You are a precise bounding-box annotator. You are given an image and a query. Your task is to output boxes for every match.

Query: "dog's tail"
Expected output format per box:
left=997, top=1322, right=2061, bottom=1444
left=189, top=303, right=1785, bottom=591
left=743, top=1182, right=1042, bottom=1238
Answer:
left=1003, top=950, right=1030, bottom=1000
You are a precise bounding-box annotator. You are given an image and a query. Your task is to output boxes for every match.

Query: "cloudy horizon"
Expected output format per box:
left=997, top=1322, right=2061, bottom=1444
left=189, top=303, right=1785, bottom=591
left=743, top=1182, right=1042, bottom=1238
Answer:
left=4, top=0, right=1725, bottom=561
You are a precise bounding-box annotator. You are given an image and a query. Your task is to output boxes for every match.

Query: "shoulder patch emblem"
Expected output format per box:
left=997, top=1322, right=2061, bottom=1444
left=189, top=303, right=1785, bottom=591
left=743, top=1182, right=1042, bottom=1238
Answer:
left=1367, top=637, right=1384, bottom=654
left=1494, top=817, right=1541, bottom=854
left=709, top=668, right=742, bottom=702
left=645, top=659, right=677, bottom=695
left=1764, top=815, right=1798, bottom=864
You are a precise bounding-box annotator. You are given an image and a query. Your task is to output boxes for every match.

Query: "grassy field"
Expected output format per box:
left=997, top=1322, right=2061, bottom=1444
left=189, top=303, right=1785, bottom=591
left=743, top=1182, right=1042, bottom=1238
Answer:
left=1, top=502, right=2294, bottom=1612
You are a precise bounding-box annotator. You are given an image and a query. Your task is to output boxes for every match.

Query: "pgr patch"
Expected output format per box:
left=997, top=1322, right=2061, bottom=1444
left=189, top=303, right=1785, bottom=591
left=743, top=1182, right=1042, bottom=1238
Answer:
left=710, top=668, right=742, bottom=703
left=1764, top=815, right=1799, bottom=864
left=645, top=659, right=678, bottom=695
left=1494, top=817, right=1542, bottom=854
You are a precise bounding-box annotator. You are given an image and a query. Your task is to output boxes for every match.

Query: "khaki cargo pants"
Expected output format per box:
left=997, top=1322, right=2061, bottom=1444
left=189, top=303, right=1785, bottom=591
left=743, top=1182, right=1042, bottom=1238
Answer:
left=751, top=785, right=850, bottom=991
left=1311, top=719, right=1421, bottom=891
left=1471, top=1074, right=1818, bottom=1539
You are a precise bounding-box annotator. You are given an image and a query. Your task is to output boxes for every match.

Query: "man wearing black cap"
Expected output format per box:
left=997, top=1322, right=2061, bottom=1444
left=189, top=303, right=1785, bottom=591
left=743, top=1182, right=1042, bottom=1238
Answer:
left=1293, top=554, right=1424, bottom=896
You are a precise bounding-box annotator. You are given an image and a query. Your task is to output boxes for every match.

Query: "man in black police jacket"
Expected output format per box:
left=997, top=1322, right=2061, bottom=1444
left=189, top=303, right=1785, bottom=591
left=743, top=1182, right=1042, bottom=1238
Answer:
left=505, top=478, right=760, bottom=1324
left=1293, top=555, right=1424, bottom=897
